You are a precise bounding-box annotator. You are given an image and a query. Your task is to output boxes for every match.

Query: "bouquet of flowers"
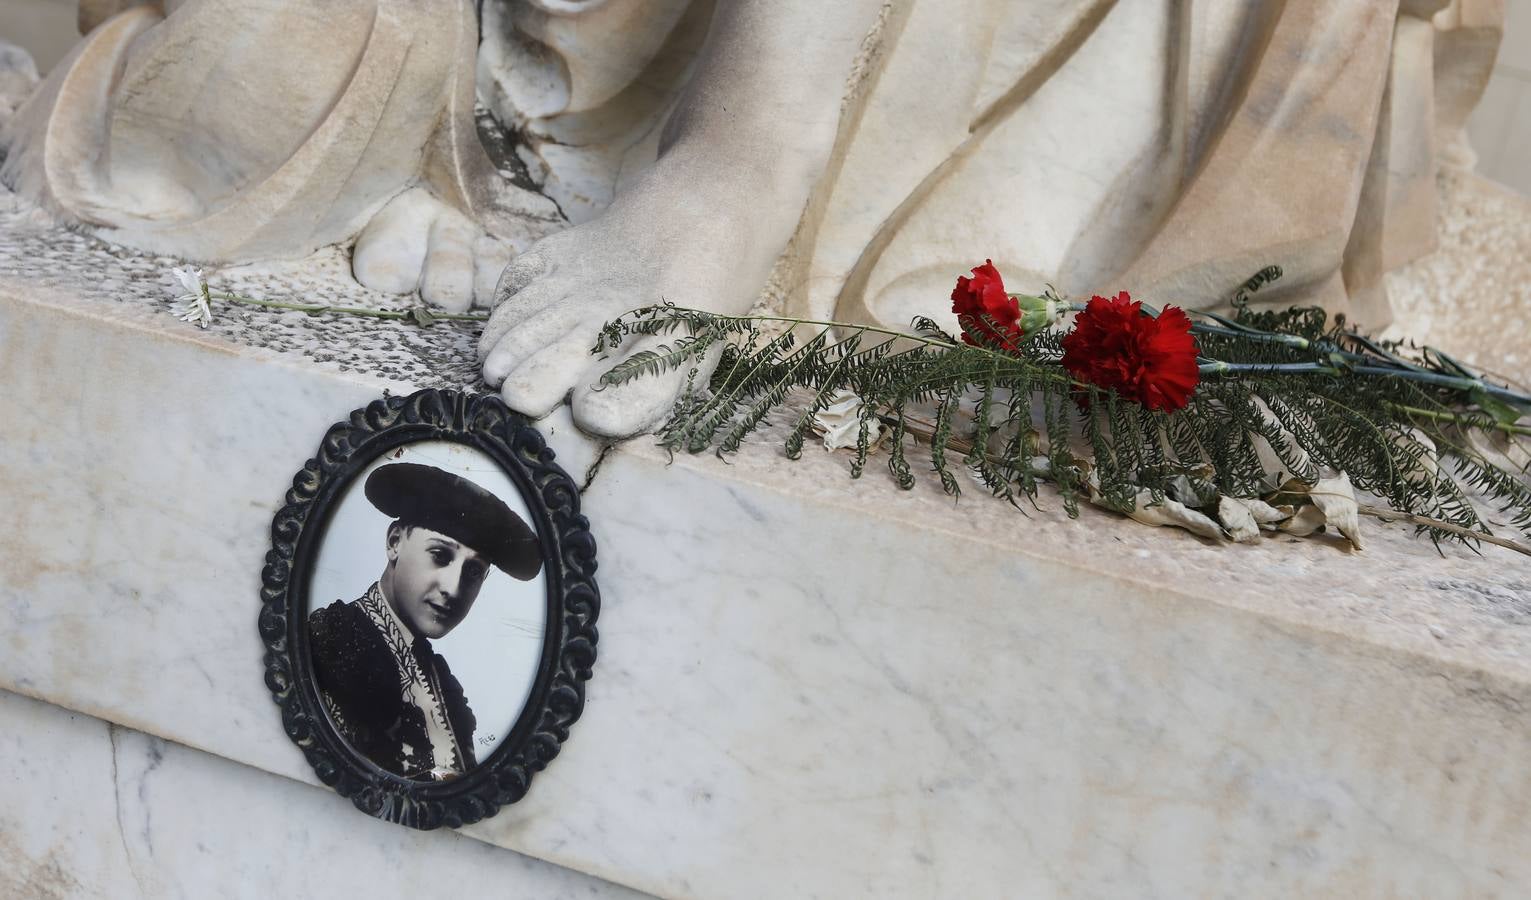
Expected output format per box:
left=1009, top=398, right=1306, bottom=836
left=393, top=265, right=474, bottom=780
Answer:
left=596, top=263, right=1531, bottom=555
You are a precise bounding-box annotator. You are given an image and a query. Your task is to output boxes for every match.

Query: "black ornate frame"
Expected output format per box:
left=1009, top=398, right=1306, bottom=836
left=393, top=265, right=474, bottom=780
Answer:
left=259, top=389, right=598, bottom=830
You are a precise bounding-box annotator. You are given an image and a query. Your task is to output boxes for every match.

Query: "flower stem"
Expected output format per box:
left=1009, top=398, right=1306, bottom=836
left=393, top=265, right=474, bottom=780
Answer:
left=1198, top=361, right=1343, bottom=376
left=1190, top=322, right=1315, bottom=350
left=207, top=291, right=489, bottom=322
left=1357, top=505, right=1531, bottom=558
left=647, top=305, right=1531, bottom=416
left=1197, top=359, right=1531, bottom=408
left=1161, top=302, right=1531, bottom=406
left=1387, top=404, right=1531, bottom=437
left=658, top=308, right=961, bottom=350
left=1349, top=364, right=1530, bottom=405
left=1065, top=293, right=1531, bottom=407
left=625, top=306, right=1074, bottom=381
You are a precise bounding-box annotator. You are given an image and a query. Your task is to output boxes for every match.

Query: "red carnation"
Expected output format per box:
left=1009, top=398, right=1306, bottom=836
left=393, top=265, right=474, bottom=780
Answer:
left=1060, top=291, right=1200, bottom=412
left=951, top=260, right=1023, bottom=352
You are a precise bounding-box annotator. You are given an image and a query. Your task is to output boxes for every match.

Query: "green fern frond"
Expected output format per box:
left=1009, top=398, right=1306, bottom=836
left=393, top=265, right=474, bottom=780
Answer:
left=595, top=276, right=1531, bottom=552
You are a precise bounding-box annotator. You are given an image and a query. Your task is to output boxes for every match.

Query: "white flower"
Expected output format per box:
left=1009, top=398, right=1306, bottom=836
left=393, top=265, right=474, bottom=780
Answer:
left=168, top=265, right=212, bottom=328
left=812, top=390, right=883, bottom=452
left=176, top=294, right=213, bottom=329
left=172, top=265, right=204, bottom=296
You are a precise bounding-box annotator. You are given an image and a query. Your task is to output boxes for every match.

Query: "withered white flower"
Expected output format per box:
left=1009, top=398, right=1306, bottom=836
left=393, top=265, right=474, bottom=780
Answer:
left=1217, top=496, right=1262, bottom=543
left=168, top=264, right=212, bottom=328
left=1217, top=496, right=1291, bottom=543
left=1308, top=471, right=1363, bottom=549
left=1273, top=471, right=1364, bottom=548
left=1114, top=489, right=1224, bottom=541
left=812, top=390, right=883, bottom=452
left=1086, top=472, right=1224, bottom=541
left=1279, top=504, right=1328, bottom=537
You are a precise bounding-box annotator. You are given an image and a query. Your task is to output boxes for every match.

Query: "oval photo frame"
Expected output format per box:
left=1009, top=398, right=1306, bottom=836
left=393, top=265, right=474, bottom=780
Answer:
left=259, top=389, right=598, bottom=830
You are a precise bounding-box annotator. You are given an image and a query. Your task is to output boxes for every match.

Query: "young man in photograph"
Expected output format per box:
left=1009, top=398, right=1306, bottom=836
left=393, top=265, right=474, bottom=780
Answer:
left=308, top=463, right=542, bottom=780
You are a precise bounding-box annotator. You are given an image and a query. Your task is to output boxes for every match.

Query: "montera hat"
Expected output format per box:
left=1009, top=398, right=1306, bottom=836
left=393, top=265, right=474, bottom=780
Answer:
left=364, top=463, right=542, bottom=581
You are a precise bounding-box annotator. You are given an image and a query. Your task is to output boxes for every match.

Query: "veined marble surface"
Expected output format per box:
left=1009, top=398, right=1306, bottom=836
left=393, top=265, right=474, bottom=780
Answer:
left=3, top=241, right=1531, bottom=896
left=0, top=688, right=647, bottom=899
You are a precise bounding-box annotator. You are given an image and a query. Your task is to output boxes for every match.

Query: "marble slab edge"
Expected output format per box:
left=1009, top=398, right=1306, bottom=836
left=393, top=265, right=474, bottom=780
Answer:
left=5, top=270, right=1529, bottom=690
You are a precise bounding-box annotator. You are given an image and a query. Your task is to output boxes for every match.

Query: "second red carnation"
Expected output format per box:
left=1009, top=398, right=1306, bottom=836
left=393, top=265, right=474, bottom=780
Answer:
left=1060, top=291, right=1200, bottom=412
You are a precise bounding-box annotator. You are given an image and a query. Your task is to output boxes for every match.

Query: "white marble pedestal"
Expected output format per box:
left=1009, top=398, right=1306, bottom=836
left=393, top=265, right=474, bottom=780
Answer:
left=4, top=213, right=1531, bottom=898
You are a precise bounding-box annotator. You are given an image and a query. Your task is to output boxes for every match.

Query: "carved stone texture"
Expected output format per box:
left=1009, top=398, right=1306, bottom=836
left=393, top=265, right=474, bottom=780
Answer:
left=2, top=0, right=561, bottom=312
left=478, top=0, right=711, bottom=224
left=805, top=0, right=1507, bottom=336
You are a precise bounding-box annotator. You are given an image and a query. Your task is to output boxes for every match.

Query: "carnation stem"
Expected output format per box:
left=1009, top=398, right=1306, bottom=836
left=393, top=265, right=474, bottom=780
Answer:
left=1190, top=322, right=1316, bottom=351
left=1120, top=301, right=1321, bottom=351
left=633, top=308, right=1074, bottom=385
left=1198, top=359, right=1531, bottom=409
left=669, top=309, right=962, bottom=349
left=1140, top=300, right=1531, bottom=408
left=1349, top=365, right=1530, bottom=405
left=208, top=291, right=490, bottom=322
left=679, top=305, right=1531, bottom=407
left=1199, top=361, right=1343, bottom=376
left=1387, top=404, right=1531, bottom=437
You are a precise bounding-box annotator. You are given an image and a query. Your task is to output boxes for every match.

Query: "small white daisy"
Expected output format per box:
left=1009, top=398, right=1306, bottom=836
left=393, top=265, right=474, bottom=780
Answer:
left=167, top=265, right=212, bottom=328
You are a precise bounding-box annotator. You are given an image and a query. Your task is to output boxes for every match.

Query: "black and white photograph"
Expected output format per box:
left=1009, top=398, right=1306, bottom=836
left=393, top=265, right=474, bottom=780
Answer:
left=306, top=440, right=549, bottom=782
left=259, top=390, right=598, bottom=830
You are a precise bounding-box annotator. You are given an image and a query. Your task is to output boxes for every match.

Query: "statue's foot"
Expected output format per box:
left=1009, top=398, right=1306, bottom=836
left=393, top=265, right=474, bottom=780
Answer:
left=478, top=159, right=777, bottom=438
left=352, top=187, right=513, bottom=313
left=476, top=0, right=888, bottom=437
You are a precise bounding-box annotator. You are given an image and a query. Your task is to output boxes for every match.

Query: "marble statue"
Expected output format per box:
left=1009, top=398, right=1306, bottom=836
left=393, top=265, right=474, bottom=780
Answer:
left=0, top=0, right=1504, bottom=436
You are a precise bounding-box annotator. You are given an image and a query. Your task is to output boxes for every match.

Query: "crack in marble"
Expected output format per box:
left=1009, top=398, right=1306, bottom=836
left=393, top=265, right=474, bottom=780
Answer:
left=107, top=725, right=151, bottom=899
left=580, top=441, right=617, bottom=492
